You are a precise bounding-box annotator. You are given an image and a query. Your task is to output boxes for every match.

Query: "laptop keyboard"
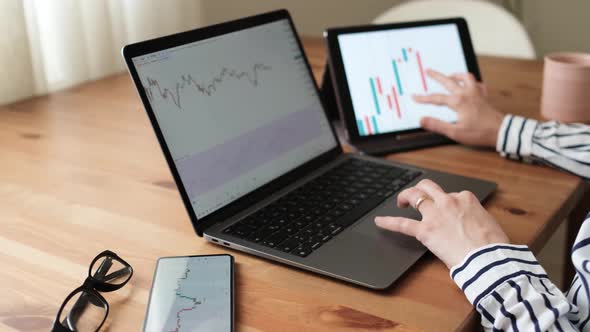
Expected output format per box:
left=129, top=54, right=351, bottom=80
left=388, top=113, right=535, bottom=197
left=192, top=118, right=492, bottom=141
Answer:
left=222, top=158, right=422, bottom=258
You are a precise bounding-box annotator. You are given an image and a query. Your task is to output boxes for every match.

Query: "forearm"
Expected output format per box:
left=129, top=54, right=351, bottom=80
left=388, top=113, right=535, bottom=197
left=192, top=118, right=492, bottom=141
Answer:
left=496, top=114, right=590, bottom=179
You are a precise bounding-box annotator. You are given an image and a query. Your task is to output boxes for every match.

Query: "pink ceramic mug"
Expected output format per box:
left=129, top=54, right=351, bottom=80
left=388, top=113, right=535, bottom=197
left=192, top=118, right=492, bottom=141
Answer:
left=541, top=52, right=590, bottom=123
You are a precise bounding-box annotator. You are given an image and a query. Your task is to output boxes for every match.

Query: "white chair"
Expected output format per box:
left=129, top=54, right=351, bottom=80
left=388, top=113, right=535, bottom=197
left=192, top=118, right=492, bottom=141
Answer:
left=374, top=0, right=536, bottom=59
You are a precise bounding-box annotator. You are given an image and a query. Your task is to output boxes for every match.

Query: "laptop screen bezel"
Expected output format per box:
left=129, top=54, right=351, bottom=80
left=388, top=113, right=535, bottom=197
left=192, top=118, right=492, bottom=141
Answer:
left=122, top=9, right=342, bottom=236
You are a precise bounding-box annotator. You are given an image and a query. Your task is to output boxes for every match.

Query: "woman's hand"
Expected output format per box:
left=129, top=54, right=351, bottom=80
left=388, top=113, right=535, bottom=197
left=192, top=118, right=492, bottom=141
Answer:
left=375, top=179, right=509, bottom=268
left=414, top=69, right=504, bottom=148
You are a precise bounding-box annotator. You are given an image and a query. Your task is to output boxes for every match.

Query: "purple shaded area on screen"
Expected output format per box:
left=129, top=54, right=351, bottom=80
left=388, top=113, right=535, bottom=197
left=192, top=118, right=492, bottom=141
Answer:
left=175, top=106, right=326, bottom=199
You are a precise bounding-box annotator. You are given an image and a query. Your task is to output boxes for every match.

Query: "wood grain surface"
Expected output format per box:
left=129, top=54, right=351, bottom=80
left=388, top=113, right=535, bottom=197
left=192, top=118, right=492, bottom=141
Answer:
left=0, top=37, right=584, bottom=332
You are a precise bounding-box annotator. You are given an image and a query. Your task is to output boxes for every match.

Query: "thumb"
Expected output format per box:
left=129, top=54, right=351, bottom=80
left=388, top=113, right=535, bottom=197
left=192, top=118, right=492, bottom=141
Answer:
left=420, top=117, right=456, bottom=139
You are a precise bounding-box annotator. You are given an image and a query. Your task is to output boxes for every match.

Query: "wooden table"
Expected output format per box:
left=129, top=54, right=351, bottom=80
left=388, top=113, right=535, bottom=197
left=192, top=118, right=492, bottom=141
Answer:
left=0, top=37, right=586, bottom=331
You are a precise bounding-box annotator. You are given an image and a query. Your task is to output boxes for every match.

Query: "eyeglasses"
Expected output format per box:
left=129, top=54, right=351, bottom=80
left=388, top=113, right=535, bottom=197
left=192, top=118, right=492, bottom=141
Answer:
left=52, top=250, right=133, bottom=332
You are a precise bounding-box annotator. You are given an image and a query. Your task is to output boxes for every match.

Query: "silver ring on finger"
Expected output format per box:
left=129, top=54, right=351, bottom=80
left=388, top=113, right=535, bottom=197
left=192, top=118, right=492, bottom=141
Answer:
left=414, top=195, right=432, bottom=212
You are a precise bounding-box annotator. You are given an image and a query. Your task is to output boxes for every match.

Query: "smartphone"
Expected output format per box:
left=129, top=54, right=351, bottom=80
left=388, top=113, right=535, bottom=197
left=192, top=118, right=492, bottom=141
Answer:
left=142, top=254, right=234, bottom=332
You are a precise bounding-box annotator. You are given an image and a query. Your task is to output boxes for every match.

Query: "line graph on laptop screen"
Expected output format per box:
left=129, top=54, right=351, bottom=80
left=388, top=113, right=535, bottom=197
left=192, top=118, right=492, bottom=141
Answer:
left=132, top=19, right=337, bottom=218
left=337, top=24, right=468, bottom=136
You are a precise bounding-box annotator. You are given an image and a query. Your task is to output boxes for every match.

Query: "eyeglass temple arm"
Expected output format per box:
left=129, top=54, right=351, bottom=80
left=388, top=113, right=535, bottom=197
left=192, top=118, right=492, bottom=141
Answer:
left=103, top=266, right=132, bottom=282
left=63, top=258, right=113, bottom=329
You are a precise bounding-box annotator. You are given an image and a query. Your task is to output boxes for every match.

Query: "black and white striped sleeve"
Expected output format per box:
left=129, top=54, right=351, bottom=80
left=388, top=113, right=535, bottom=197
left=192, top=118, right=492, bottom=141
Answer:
left=496, top=114, right=590, bottom=179
left=451, top=244, right=580, bottom=331
left=450, top=215, right=590, bottom=331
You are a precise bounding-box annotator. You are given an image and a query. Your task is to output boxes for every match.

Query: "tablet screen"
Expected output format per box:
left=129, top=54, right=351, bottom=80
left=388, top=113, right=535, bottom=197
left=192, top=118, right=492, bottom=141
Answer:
left=337, top=23, right=467, bottom=136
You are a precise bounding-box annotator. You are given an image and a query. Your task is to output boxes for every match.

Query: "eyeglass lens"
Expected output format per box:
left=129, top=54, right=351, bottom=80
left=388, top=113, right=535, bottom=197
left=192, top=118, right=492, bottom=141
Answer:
left=58, top=290, right=107, bottom=332
left=90, top=255, right=132, bottom=286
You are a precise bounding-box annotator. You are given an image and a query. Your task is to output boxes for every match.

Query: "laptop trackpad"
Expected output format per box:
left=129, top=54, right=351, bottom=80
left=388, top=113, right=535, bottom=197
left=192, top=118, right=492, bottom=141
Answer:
left=352, top=220, right=423, bottom=253
left=312, top=204, right=425, bottom=289
left=311, top=214, right=426, bottom=289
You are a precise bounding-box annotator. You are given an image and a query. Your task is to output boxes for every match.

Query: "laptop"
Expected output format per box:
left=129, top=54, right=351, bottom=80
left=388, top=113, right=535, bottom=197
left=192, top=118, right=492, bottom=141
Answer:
left=122, top=10, right=496, bottom=289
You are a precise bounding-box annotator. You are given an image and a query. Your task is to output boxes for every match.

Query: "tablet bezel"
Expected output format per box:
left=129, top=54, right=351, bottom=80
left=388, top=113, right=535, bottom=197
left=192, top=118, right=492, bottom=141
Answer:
left=325, top=17, right=481, bottom=144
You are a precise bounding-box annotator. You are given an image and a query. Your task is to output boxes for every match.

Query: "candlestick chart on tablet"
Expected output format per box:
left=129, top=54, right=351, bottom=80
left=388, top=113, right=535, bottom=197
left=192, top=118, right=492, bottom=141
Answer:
left=337, top=24, right=469, bottom=135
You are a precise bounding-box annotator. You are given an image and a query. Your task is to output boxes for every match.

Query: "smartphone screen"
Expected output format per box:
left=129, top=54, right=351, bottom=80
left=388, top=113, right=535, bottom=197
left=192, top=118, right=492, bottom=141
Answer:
left=142, top=254, right=233, bottom=332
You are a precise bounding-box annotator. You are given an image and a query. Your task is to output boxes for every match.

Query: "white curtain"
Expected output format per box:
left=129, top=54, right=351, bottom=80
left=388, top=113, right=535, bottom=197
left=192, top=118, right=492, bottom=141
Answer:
left=0, top=0, right=202, bottom=105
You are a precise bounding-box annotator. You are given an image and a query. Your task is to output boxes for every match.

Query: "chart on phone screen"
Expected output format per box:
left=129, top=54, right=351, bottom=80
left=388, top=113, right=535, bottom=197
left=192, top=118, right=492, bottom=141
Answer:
left=143, top=257, right=231, bottom=332
left=338, top=24, right=469, bottom=135
left=132, top=19, right=336, bottom=218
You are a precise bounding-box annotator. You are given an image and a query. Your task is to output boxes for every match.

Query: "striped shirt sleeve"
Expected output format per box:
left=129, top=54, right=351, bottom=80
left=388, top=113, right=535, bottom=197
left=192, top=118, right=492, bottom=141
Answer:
left=451, top=244, right=580, bottom=331
left=496, top=114, right=590, bottom=179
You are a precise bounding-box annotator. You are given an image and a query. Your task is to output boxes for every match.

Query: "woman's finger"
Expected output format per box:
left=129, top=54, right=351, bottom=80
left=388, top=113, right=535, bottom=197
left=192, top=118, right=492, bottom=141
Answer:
left=396, top=187, right=422, bottom=208
left=415, top=179, right=448, bottom=202
left=426, top=69, right=461, bottom=93
left=375, top=216, right=421, bottom=238
left=450, top=72, right=476, bottom=88
left=397, top=186, right=437, bottom=215
left=413, top=93, right=452, bottom=106
left=420, top=117, right=457, bottom=139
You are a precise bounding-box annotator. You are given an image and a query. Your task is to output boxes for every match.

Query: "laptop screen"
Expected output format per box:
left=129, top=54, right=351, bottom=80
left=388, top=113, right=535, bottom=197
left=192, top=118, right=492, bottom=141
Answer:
left=132, top=19, right=338, bottom=219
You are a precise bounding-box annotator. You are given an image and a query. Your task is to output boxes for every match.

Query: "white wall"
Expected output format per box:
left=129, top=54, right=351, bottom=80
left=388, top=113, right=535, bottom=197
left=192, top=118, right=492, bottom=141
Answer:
left=201, top=0, right=402, bottom=36
left=521, top=0, right=590, bottom=55
left=201, top=0, right=590, bottom=57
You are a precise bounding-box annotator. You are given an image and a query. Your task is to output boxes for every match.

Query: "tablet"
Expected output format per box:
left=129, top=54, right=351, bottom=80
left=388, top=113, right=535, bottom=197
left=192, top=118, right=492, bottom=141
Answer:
left=325, top=18, right=481, bottom=153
